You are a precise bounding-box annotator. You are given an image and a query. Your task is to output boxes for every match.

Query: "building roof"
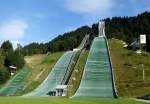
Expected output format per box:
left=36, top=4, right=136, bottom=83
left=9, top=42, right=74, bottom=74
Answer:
left=55, top=85, right=67, bottom=89
left=9, top=65, right=17, bottom=69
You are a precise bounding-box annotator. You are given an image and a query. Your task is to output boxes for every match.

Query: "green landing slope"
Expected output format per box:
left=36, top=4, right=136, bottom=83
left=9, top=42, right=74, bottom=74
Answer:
left=73, top=37, right=116, bottom=98
left=0, top=67, right=30, bottom=96
left=24, top=51, right=75, bottom=97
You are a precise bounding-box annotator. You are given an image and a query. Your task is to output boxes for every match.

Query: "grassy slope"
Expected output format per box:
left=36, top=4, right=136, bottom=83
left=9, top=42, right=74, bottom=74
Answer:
left=0, top=97, right=145, bottom=104
left=68, top=50, right=89, bottom=96
left=19, top=52, right=64, bottom=95
left=108, top=38, right=150, bottom=97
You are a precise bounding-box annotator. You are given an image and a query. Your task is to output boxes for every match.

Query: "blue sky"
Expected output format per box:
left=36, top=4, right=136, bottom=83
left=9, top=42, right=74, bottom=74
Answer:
left=0, top=0, right=149, bottom=48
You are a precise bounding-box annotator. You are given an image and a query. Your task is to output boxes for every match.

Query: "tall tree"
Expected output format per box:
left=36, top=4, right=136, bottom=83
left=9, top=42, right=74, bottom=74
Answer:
left=1, top=40, right=13, bottom=55
left=13, top=49, right=25, bottom=68
left=1, top=41, right=25, bottom=68
left=0, top=49, right=4, bottom=66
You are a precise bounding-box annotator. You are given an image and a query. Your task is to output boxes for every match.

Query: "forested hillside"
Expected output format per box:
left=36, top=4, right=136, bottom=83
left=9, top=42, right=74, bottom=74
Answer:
left=22, top=11, right=150, bottom=55
left=22, top=26, right=91, bottom=55
left=105, top=11, right=150, bottom=51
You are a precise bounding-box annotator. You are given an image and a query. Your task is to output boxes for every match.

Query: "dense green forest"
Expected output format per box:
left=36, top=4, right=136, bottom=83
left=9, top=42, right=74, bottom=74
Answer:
left=0, top=41, right=25, bottom=84
left=22, top=26, right=91, bottom=55
left=22, top=11, right=150, bottom=55
left=0, top=49, right=9, bottom=84
left=105, top=11, right=150, bottom=51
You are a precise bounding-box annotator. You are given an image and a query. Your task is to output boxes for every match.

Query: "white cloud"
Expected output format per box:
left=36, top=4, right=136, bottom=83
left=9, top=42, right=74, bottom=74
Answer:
left=65, top=0, right=114, bottom=15
left=0, top=19, right=28, bottom=48
left=0, top=19, right=28, bottom=40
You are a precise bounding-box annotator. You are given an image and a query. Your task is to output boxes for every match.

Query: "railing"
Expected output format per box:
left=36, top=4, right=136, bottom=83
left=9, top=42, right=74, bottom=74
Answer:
left=61, top=35, right=89, bottom=85
left=105, top=37, right=118, bottom=98
left=61, top=51, right=77, bottom=85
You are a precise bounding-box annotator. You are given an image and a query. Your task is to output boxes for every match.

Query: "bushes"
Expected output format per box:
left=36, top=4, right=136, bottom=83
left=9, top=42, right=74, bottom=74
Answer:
left=0, top=67, right=10, bottom=84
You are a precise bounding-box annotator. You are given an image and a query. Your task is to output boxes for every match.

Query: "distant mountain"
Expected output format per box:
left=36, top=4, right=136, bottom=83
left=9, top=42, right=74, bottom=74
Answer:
left=23, top=11, right=150, bottom=55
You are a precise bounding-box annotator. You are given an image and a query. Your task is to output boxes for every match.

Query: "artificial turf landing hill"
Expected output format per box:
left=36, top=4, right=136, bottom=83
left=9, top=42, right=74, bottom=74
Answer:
left=73, top=37, right=116, bottom=98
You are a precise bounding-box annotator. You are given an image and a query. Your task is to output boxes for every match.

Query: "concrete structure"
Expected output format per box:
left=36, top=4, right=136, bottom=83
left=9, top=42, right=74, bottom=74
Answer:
left=9, top=65, right=17, bottom=76
left=73, top=48, right=80, bottom=51
left=99, top=21, right=105, bottom=37
left=55, top=85, right=68, bottom=96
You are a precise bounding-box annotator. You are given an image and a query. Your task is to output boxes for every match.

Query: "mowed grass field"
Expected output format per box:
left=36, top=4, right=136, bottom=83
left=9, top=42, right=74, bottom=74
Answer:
left=0, top=97, right=146, bottom=104
left=108, top=38, right=150, bottom=97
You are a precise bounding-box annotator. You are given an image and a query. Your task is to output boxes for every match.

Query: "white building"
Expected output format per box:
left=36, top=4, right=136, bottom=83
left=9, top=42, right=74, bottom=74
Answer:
left=55, top=85, right=68, bottom=96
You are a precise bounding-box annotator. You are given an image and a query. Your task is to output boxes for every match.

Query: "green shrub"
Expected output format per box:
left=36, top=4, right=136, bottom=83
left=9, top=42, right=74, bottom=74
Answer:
left=0, top=67, right=10, bottom=84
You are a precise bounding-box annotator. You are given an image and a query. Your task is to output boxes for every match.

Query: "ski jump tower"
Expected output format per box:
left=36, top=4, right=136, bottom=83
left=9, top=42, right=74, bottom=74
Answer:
left=72, top=20, right=117, bottom=98
left=98, top=21, right=105, bottom=37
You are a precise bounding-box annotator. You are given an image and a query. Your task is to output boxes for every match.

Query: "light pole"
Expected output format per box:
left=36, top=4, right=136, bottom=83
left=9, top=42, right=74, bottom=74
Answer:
left=142, top=64, right=145, bottom=82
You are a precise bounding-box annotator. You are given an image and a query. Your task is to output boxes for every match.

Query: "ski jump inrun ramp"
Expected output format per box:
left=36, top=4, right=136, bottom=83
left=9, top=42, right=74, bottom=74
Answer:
left=72, top=21, right=117, bottom=98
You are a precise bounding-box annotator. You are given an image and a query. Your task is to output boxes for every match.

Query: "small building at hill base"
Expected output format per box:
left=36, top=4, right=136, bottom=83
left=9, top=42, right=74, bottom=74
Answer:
left=55, top=85, right=68, bottom=96
left=9, top=65, right=17, bottom=76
